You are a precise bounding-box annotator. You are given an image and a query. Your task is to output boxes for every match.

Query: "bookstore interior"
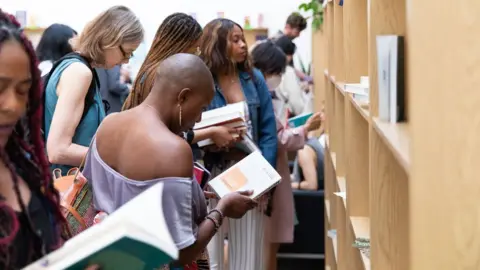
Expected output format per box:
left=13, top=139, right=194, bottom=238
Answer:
left=3, top=0, right=479, bottom=269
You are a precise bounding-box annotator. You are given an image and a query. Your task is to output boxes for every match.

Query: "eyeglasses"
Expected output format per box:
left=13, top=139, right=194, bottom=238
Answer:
left=119, top=45, right=134, bottom=60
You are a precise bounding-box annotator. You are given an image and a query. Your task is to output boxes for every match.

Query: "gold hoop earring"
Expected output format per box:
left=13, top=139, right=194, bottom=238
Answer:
left=178, top=104, right=183, bottom=127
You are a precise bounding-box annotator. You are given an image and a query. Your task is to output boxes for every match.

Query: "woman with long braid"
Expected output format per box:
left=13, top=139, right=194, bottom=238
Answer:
left=0, top=10, right=100, bottom=269
left=122, top=13, right=240, bottom=148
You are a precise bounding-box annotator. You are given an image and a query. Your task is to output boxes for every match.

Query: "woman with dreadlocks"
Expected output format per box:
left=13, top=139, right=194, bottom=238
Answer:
left=122, top=13, right=240, bottom=149
left=0, top=10, right=102, bottom=269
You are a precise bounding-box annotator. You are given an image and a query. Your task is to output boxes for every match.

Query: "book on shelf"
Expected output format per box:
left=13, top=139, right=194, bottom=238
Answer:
left=376, top=35, right=406, bottom=123
left=24, top=182, right=178, bottom=270
left=208, top=151, right=281, bottom=199
left=345, top=76, right=369, bottom=103
left=287, top=112, right=313, bottom=128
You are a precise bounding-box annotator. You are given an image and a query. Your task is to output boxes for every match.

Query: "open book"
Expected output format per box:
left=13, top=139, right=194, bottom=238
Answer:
left=208, top=151, right=281, bottom=199
left=288, top=112, right=313, bottom=128
left=24, top=182, right=178, bottom=270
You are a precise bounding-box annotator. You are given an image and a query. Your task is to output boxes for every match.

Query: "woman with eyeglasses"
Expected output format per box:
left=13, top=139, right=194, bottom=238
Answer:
left=43, top=6, right=144, bottom=173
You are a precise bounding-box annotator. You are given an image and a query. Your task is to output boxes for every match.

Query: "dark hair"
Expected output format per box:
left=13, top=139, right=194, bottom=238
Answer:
left=36, top=24, right=77, bottom=62
left=0, top=10, right=66, bottom=267
left=199, top=18, right=252, bottom=76
left=286, top=12, right=307, bottom=31
left=122, top=13, right=202, bottom=110
left=274, top=35, right=296, bottom=56
left=251, top=41, right=287, bottom=76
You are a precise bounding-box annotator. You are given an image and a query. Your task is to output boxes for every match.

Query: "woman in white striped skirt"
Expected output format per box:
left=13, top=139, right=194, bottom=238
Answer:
left=197, top=18, right=278, bottom=270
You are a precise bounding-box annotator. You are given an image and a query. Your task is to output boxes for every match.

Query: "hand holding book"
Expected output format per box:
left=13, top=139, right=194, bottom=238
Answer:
left=216, top=190, right=258, bottom=219
left=303, top=112, right=322, bottom=132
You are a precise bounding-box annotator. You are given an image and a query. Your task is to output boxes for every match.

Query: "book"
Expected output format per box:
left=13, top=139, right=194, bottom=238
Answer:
left=194, top=162, right=211, bottom=189
left=208, top=151, right=281, bottom=199
left=196, top=123, right=246, bottom=148
left=376, top=35, right=406, bottom=123
left=193, top=102, right=246, bottom=130
left=24, top=182, right=178, bottom=270
left=287, top=112, right=313, bottom=128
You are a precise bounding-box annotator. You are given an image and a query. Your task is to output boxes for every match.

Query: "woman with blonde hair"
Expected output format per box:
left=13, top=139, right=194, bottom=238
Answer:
left=43, top=5, right=144, bottom=173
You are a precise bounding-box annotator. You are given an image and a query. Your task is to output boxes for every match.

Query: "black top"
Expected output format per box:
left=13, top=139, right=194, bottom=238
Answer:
left=8, top=191, right=57, bottom=269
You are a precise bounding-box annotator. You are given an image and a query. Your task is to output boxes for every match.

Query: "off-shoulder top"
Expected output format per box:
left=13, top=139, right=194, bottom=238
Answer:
left=82, top=138, right=208, bottom=250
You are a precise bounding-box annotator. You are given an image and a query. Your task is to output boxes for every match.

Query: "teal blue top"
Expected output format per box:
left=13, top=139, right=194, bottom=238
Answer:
left=44, top=58, right=106, bottom=174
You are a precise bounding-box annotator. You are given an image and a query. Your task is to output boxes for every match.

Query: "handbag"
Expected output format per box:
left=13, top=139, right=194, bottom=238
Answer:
left=52, top=147, right=96, bottom=236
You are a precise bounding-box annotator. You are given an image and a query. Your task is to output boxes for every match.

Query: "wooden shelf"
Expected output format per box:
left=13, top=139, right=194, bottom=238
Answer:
left=372, top=118, right=410, bottom=173
left=325, top=199, right=331, bottom=222
left=347, top=94, right=370, bottom=121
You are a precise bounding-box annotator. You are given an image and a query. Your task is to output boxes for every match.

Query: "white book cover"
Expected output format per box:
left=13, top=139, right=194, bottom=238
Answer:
left=208, top=151, right=281, bottom=200
left=24, top=183, right=178, bottom=270
left=344, top=83, right=369, bottom=96
left=376, top=35, right=393, bottom=122
left=194, top=101, right=246, bottom=130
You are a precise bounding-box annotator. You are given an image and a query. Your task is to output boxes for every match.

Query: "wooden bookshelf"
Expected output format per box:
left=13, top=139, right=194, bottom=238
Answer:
left=321, top=0, right=480, bottom=269
left=321, top=0, right=409, bottom=268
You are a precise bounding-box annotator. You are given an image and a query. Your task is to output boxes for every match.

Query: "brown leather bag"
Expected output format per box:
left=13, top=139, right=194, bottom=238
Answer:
left=52, top=152, right=95, bottom=235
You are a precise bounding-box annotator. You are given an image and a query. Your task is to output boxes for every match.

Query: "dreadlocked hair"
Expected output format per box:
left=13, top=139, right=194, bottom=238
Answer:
left=0, top=9, right=67, bottom=265
left=122, top=13, right=202, bottom=111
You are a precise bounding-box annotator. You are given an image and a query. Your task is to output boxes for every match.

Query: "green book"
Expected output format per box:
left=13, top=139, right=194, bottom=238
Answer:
left=288, top=112, right=313, bottom=128
left=24, top=183, right=178, bottom=270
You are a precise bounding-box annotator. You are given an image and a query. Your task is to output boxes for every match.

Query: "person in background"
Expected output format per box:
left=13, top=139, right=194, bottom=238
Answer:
left=35, top=23, right=77, bottom=76
left=96, top=65, right=131, bottom=114
left=251, top=41, right=321, bottom=270
left=199, top=18, right=278, bottom=270
left=292, top=106, right=326, bottom=191
left=44, top=6, right=144, bottom=174
left=272, top=12, right=312, bottom=83
left=273, top=35, right=312, bottom=120
left=0, top=10, right=98, bottom=270
left=121, top=12, right=238, bottom=150
left=83, top=53, right=257, bottom=269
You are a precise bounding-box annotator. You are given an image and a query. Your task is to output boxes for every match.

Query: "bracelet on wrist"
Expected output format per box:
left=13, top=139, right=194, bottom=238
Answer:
left=208, top=209, right=224, bottom=226
left=206, top=216, right=220, bottom=232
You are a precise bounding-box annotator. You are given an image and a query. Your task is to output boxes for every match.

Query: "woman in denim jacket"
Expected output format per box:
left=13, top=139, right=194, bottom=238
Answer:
left=199, top=18, right=278, bottom=270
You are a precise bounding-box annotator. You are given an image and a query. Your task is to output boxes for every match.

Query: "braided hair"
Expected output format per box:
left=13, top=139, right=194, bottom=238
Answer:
left=0, top=10, right=66, bottom=267
left=122, top=13, right=202, bottom=110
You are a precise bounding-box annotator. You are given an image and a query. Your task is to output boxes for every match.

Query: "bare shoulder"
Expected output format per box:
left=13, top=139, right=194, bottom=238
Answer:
left=152, top=133, right=193, bottom=178
left=62, top=61, right=92, bottom=80
left=57, top=61, right=92, bottom=97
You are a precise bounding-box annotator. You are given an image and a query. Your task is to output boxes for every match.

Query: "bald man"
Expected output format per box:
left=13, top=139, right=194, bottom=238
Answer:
left=92, top=53, right=215, bottom=182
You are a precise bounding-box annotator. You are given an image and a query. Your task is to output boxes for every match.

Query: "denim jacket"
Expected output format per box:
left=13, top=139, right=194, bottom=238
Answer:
left=203, top=68, right=278, bottom=168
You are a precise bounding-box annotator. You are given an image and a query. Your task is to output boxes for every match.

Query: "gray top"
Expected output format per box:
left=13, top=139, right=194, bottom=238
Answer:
left=82, top=138, right=208, bottom=249
left=96, top=66, right=130, bottom=114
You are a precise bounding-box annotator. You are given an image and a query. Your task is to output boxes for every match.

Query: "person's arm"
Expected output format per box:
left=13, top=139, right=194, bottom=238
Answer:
left=254, top=70, right=278, bottom=167
left=191, top=128, right=215, bottom=144
left=46, top=62, right=91, bottom=166
left=106, top=66, right=130, bottom=97
left=299, top=178, right=318, bottom=190
left=276, top=118, right=307, bottom=152
left=160, top=141, right=251, bottom=265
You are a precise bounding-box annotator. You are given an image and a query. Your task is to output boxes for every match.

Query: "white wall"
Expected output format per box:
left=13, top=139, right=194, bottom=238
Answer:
left=2, top=0, right=312, bottom=76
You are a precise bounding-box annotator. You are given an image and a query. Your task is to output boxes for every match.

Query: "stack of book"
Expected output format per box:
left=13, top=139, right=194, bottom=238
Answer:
left=193, top=102, right=247, bottom=147
left=344, top=76, right=370, bottom=103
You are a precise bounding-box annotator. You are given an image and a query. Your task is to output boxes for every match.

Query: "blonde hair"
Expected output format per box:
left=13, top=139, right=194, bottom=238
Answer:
left=71, top=5, right=144, bottom=64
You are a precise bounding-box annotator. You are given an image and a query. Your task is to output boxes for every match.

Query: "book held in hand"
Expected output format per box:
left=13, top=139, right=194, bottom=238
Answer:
left=24, top=182, right=178, bottom=270
left=208, top=151, right=281, bottom=199
left=194, top=101, right=247, bottom=147
left=288, top=112, right=313, bottom=128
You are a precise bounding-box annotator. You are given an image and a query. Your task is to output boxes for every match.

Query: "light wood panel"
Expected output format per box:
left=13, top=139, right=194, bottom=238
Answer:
left=408, top=0, right=480, bottom=269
